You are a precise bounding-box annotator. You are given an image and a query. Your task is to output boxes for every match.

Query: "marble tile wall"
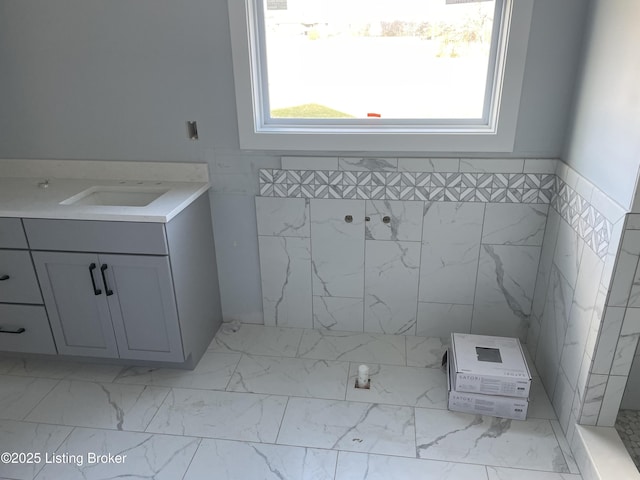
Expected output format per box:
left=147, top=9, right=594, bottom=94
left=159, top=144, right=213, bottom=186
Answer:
left=256, top=158, right=626, bottom=349
left=590, top=217, right=640, bottom=423
left=525, top=162, right=629, bottom=445
left=257, top=195, right=546, bottom=339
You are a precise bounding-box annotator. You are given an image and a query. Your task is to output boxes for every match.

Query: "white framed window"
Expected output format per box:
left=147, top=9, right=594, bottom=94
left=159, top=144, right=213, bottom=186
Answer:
left=228, top=0, right=534, bottom=152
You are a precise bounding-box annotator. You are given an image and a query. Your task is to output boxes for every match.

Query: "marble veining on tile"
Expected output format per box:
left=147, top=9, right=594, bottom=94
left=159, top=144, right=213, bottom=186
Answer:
left=113, top=351, right=241, bottom=390
left=296, top=329, right=406, bottom=365
left=580, top=374, right=607, bottom=425
left=592, top=307, right=625, bottom=374
left=0, top=420, right=72, bottom=480
left=209, top=324, right=303, bottom=357
left=419, top=202, right=484, bottom=305
left=531, top=209, right=562, bottom=320
left=486, top=467, right=582, bottom=479
left=472, top=244, right=540, bottom=339
left=415, top=409, right=569, bottom=472
left=227, top=355, right=349, bottom=400
left=310, top=199, right=365, bottom=298
left=258, top=235, right=313, bottom=328
left=560, top=247, right=604, bottom=390
left=25, top=380, right=169, bottom=431
left=0, top=358, right=122, bottom=383
left=482, top=203, right=548, bottom=246
left=184, top=438, right=338, bottom=480
left=146, top=389, right=287, bottom=442
left=406, top=335, right=449, bottom=368
left=364, top=240, right=420, bottom=335
left=536, top=265, right=573, bottom=398
left=34, top=427, right=200, bottom=480
left=278, top=397, right=416, bottom=458
left=335, top=451, right=489, bottom=480
left=255, top=196, right=310, bottom=237
left=0, top=375, right=59, bottom=421
left=364, top=200, right=423, bottom=241
left=313, top=296, right=364, bottom=332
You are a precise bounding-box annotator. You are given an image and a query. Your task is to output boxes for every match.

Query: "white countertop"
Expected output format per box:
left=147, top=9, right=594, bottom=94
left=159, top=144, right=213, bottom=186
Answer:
left=0, top=159, right=210, bottom=223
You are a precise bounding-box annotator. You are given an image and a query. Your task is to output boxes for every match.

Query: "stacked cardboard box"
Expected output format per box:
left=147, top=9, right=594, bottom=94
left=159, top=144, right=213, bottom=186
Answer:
left=447, top=333, right=532, bottom=421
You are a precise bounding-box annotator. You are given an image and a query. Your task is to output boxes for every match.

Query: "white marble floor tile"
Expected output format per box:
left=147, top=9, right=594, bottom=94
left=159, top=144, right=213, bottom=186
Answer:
left=0, top=358, right=123, bottom=383
left=146, top=388, right=287, bottom=442
left=0, top=375, right=59, bottom=420
left=335, top=451, right=489, bottom=480
left=406, top=336, right=448, bottom=368
left=550, top=420, right=581, bottom=474
left=415, top=409, right=569, bottom=473
left=0, top=420, right=72, bottom=480
left=346, top=363, right=448, bottom=409
left=34, top=427, right=200, bottom=480
left=487, top=467, right=582, bottom=479
left=209, top=324, right=303, bottom=357
left=297, top=330, right=406, bottom=365
left=25, top=380, right=169, bottom=431
left=278, top=397, right=416, bottom=457
left=227, top=355, right=349, bottom=400
left=183, top=438, right=337, bottom=480
left=113, top=351, right=241, bottom=390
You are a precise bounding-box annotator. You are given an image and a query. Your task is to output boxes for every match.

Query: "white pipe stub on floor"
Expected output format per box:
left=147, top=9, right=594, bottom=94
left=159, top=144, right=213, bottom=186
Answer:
left=356, top=364, right=370, bottom=389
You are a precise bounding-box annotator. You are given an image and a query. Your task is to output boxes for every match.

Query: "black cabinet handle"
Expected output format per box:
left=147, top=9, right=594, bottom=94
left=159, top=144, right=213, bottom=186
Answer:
left=89, top=263, right=102, bottom=295
left=100, top=264, right=114, bottom=296
left=0, top=326, right=25, bottom=334
left=0, top=275, right=9, bottom=281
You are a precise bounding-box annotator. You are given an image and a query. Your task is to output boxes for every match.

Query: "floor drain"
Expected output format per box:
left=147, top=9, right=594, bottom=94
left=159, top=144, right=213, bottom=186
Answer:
left=354, top=379, right=371, bottom=389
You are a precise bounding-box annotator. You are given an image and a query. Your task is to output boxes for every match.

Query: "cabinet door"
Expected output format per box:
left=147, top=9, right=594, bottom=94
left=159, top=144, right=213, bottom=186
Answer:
left=32, top=252, right=118, bottom=358
left=100, top=254, right=184, bottom=362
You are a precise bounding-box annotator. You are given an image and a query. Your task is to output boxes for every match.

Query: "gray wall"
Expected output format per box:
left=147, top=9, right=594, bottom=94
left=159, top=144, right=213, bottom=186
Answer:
left=0, top=0, right=589, bottom=323
left=564, top=0, right=640, bottom=210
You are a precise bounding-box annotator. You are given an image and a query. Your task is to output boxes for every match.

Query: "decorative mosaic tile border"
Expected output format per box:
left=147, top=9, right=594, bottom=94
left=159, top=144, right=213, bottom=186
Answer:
left=258, top=169, right=554, bottom=203
left=552, top=177, right=613, bottom=259
left=258, top=167, right=614, bottom=259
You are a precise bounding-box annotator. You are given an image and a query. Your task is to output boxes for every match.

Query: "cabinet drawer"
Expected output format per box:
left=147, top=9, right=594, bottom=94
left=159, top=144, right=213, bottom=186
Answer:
left=0, top=305, right=57, bottom=354
left=0, top=250, right=42, bottom=304
left=0, top=218, right=28, bottom=249
left=23, top=219, right=168, bottom=255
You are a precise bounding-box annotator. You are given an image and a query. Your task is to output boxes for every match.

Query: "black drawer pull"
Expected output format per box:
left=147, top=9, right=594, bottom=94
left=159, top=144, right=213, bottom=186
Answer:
left=89, top=263, right=102, bottom=295
left=0, top=326, right=26, bottom=334
left=0, top=275, right=9, bottom=281
left=100, top=264, right=114, bottom=296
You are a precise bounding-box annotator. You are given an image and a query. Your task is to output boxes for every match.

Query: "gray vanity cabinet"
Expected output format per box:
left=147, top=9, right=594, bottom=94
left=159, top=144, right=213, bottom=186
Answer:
left=32, top=252, right=183, bottom=361
left=18, top=192, right=221, bottom=368
left=32, top=252, right=118, bottom=358
left=100, top=254, right=183, bottom=362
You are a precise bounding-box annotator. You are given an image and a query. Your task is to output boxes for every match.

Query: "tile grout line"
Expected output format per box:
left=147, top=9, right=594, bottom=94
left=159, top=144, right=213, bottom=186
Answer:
left=142, top=387, right=173, bottom=433
left=222, top=353, right=244, bottom=392
left=412, top=199, right=427, bottom=340
left=273, top=396, right=291, bottom=446
left=33, top=422, right=77, bottom=479
left=179, top=437, right=204, bottom=480
left=469, top=203, right=488, bottom=334
left=547, top=418, right=573, bottom=474
left=19, top=377, right=62, bottom=422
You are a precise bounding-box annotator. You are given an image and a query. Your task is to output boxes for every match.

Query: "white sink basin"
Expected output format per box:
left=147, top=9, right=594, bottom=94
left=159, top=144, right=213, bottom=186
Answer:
left=60, top=186, right=170, bottom=207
